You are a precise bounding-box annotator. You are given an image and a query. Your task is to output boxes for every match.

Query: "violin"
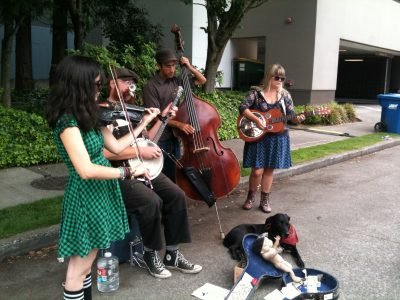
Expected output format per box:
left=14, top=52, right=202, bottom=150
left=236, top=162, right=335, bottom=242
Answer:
left=97, top=101, right=146, bottom=125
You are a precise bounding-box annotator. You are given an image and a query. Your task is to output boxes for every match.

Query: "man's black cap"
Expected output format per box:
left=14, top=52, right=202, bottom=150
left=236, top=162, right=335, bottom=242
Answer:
left=114, top=67, right=139, bottom=82
left=155, top=48, right=178, bottom=64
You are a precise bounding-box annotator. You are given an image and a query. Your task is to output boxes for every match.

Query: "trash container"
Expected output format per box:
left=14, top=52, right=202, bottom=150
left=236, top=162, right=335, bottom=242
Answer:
left=232, top=58, right=264, bottom=91
left=378, top=93, right=400, bottom=134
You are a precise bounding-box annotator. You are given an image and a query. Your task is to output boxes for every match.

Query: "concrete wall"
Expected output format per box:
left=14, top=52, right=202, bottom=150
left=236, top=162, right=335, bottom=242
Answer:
left=4, top=0, right=400, bottom=98
left=313, top=0, right=400, bottom=103
left=231, top=0, right=400, bottom=104
left=136, top=0, right=208, bottom=70
left=0, top=25, right=73, bottom=82
left=136, top=0, right=192, bottom=52
left=232, top=0, right=317, bottom=103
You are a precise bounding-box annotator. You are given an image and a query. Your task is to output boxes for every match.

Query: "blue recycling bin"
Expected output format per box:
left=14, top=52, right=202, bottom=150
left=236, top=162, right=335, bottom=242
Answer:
left=378, top=93, right=400, bottom=134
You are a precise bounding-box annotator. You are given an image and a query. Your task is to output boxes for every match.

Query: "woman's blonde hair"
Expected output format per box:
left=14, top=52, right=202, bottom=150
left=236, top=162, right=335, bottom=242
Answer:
left=261, top=63, right=286, bottom=94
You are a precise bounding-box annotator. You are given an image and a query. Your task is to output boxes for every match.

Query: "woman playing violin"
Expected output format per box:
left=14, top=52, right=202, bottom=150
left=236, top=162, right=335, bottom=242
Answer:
left=239, top=63, right=304, bottom=213
left=46, top=55, right=157, bottom=300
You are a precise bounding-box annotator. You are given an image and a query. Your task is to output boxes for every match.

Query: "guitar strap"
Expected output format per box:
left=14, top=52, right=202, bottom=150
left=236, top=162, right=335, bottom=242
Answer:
left=279, top=96, right=286, bottom=116
left=254, top=87, right=287, bottom=116
left=278, top=91, right=287, bottom=116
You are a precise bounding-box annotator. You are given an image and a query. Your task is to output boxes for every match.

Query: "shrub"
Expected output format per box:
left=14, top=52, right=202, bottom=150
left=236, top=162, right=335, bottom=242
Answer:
left=343, top=103, right=357, bottom=121
left=294, top=105, right=331, bottom=125
left=11, top=88, right=49, bottom=117
left=195, top=90, right=245, bottom=140
left=0, top=106, right=60, bottom=168
left=69, top=42, right=157, bottom=101
left=326, top=101, right=352, bottom=125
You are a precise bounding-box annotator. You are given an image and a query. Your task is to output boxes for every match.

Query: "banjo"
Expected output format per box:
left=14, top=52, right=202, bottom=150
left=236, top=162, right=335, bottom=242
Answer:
left=126, top=86, right=183, bottom=180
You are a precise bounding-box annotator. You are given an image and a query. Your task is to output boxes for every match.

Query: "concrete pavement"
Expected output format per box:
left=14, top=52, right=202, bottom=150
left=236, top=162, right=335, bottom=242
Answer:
left=2, top=137, right=400, bottom=299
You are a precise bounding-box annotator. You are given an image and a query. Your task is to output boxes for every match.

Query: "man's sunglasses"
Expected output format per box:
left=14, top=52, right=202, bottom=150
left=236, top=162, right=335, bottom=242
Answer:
left=273, top=76, right=286, bottom=82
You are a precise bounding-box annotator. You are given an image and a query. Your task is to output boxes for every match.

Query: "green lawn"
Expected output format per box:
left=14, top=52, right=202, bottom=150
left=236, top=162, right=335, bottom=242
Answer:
left=241, top=133, right=398, bottom=176
left=0, top=197, right=62, bottom=239
left=1, top=132, right=398, bottom=240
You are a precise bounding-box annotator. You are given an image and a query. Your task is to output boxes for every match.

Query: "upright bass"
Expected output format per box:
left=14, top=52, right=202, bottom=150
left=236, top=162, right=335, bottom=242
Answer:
left=171, top=24, right=241, bottom=205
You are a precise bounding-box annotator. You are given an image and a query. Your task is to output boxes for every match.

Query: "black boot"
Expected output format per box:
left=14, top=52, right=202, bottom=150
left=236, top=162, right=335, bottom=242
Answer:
left=64, top=288, right=84, bottom=300
left=83, top=273, right=92, bottom=300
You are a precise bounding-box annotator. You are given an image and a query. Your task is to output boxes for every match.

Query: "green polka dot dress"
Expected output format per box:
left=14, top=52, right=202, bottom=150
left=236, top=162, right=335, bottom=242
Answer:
left=53, top=114, right=129, bottom=261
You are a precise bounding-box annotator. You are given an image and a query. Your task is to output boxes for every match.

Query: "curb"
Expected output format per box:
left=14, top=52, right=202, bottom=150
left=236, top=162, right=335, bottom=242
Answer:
left=0, top=225, right=59, bottom=261
left=1, top=138, right=399, bottom=262
left=236, top=138, right=400, bottom=190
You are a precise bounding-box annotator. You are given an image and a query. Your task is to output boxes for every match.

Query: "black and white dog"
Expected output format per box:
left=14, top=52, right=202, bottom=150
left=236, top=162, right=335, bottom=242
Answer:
left=223, top=213, right=305, bottom=268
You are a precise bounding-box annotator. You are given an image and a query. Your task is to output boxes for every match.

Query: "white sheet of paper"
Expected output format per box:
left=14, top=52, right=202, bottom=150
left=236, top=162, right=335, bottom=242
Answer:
left=281, top=283, right=301, bottom=299
left=192, top=282, right=230, bottom=300
left=305, top=275, right=320, bottom=293
left=225, top=272, right=254, bottom=300
left=264, top=289, right=285, bottom=300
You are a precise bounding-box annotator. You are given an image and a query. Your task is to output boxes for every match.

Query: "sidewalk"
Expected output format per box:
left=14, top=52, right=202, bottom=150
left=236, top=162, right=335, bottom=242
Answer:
left=1, top=104, right=399, bottom=261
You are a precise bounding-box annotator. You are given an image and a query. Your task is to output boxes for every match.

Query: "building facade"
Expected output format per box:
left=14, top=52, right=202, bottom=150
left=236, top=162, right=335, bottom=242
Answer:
left=140, top=0, right=400, bottom=104
left=2, top=0, right=400, bottom=104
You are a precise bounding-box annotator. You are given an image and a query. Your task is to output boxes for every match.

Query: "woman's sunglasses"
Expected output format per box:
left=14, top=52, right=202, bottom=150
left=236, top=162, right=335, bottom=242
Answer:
left=273, top=76, right=286, bottom=82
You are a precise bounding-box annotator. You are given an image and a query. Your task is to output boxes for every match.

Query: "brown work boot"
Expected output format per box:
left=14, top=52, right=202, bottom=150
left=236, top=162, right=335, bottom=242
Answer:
left=260, top=192, right=271, bottom=213
left=242, top=190, right=256, bottom=210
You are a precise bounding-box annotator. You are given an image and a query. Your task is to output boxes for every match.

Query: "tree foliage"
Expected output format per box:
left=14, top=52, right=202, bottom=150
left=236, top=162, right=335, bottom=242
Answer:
left=98, top=0, right=162, bottom=56
left=66, top=0, right=100, bottom=50
left=69, top=42, right=157, bottom=101
left=0, top=0, right=50, bottom=107
left=181, top=0, right=269, bottom=92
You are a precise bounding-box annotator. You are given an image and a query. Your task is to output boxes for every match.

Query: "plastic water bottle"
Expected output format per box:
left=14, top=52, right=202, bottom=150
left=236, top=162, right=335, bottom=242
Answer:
left=97, top=251, right=119, bottom=292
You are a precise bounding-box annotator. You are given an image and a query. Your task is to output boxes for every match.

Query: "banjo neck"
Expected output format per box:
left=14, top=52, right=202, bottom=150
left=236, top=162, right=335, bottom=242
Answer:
left=152, top=86, right=183, bottom=143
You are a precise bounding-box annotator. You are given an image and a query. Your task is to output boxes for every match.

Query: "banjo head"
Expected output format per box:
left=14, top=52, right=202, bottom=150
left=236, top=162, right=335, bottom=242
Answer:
left=128, top=138, right=164, bottom=180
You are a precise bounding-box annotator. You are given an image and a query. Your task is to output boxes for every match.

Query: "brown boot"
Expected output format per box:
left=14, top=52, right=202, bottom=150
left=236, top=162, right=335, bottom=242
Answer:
left=242, top=190, right=256, bottom=210
left=260, top=192, right=271, bottom=213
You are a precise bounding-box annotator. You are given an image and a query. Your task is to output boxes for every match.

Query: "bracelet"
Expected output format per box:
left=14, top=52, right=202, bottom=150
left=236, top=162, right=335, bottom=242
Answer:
left=124, top=167, right=132, bottom=180
left=157, top=114, right=168, bottom=122
left=118, top=167, right=125, bottom=179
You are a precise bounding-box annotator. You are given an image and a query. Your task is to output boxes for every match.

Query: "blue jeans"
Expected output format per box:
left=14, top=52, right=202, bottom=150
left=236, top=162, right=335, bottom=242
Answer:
left=158, top=138, right=181, bottom=182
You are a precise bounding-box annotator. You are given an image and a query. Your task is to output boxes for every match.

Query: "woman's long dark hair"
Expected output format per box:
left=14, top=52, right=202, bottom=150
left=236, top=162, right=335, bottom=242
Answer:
left=46, top=55, right=101, bottom=131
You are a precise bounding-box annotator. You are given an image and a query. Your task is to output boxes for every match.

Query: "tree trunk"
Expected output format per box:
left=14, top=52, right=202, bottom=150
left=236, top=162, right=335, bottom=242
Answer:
left=203, top=44, right=225, bottom=93
left=1, top=19, right=15, bottom=107
left=202, top=4, right=239, bottom=93
left=197, top=0, right=270, bottom=93
left=15, top=13, right=34, bottom=90
left=50, top=0, right=68, bottom=85
left=67, top=0, right=84, bottom=50
left=72, top=16, right=84, bottom=50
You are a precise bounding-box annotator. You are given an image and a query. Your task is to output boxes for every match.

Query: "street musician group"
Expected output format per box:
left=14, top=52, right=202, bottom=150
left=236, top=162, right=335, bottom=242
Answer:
left=48, top=25, right=301, bottom=300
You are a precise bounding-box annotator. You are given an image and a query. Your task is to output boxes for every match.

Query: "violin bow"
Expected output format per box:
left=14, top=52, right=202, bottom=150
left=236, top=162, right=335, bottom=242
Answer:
left=108, top=64, right=153, bottom=188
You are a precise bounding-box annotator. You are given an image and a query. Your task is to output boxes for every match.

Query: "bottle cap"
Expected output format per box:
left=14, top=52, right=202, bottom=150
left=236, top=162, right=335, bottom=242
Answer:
left=104, top=252, right=112, bottom=258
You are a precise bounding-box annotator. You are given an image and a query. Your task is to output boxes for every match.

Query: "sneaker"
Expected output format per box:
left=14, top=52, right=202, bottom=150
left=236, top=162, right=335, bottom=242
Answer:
left=163, top=250, right=202, bottom=274
left=143, top=250, right=172, bottom=279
